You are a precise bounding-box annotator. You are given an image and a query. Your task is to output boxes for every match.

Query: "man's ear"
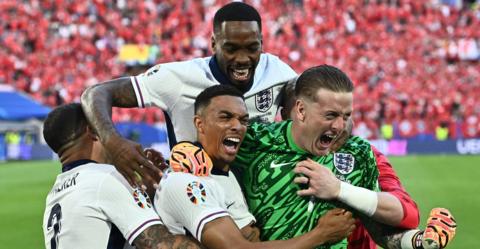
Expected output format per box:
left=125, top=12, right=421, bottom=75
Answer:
left=194, top=115, right=204, bottom=134
left=86, top=126, right=99, bottom=141
left=210, top=35, right=216, bottom=53
left=295, top=99, right=306, bottom=122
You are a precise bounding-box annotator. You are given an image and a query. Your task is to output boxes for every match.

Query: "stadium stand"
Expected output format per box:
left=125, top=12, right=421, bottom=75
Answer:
left=0, top=0, right=479, bottom=140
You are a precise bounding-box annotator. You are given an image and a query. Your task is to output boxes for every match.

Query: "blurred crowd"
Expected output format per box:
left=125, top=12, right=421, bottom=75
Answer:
left=1, top=0, right=479, bottom=140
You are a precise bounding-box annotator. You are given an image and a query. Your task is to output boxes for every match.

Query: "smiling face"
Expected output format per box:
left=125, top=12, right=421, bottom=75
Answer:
left=195, top=95, right=249, bottom=168
left=212, top=21, right=262, bottom=91
left=292, top=88, right=353, bottom=156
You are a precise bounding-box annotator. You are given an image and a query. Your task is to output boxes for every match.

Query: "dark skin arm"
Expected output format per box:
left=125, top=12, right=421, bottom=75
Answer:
left=201, top=208, right=356, bottom=249
left=134, top=224, right=204, bottom=249
left=81, top=78, right=157, bottom=186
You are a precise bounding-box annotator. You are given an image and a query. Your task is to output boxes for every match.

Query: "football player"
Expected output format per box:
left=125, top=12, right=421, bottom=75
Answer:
left=42, top=103, right=201, bottom=249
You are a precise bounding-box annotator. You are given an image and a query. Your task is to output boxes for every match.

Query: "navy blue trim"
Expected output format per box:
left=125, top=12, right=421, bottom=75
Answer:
left=209, top=56, right=231, bottom=85
left=211, top=167, right=229, bottom=176
left=62, top=159, right=97, bottom=172
left=107, top=224, right=126, bottom=249
left=163, top=111, right=177, bottom=149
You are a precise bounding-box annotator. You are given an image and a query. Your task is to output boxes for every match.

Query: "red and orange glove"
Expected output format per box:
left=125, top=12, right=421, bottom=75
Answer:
left=169, top=142, right=213, bottom=176
left=422, top=208, right=457, bottom=249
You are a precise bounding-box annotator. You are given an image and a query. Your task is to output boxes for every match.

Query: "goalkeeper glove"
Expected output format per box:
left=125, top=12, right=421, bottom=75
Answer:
left=402, top=208, right=457, bottom=249
left=422, top=208, right=457, bottom=249
left=169, top=141, right=213, bottom=176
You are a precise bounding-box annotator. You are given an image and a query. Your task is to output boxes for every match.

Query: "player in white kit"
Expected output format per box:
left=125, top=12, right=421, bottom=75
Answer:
left=80, top=2, right=297, bottom=184
left=42, top=103, right=201, bottom=249
left=154, top=85, right=356, bottom=249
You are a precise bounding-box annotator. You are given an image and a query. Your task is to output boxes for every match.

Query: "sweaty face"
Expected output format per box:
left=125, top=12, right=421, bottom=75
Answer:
left=212, top=21, right=262, bottom=91
left=196, top=96, right=249, bottom=166
left=296, top=89, right=353, bottom=156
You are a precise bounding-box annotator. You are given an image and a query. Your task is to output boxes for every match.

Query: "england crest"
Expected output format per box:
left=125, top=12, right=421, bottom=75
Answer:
left=334, top=153, right=355, bottom=174
left=255, top=88, right=273, bottom=112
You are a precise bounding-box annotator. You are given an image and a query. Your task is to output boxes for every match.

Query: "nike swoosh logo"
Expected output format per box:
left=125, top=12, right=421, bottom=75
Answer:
left=270, top=161, right=293, bottom=168
left=226, top=202, right=235, bottom=209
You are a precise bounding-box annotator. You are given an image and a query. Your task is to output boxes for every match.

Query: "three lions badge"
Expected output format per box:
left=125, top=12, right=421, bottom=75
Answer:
left=334, top=153, right=355, bottom=174
left=255, top=88, right=273, bottom=112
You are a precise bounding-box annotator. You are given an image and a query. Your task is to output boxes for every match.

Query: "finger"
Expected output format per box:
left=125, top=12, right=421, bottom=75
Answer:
left=293, top=165, right=314, bottom=177
left=293, top=176, right=309, bottom=184
left=297, top=188, right=315, bottom=196
left=119, top=167, right=140, bottom=187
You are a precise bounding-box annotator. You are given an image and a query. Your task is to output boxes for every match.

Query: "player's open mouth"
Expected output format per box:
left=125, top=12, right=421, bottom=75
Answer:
left=230, top=68, right=251, bottom=82
left=319, top=133, right=336, bottom=148
left=223, top=137, right=241, bottom=154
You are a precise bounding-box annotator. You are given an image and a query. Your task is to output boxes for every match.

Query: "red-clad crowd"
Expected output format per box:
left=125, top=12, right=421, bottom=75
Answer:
left=1, top=0, right=479, bottom=140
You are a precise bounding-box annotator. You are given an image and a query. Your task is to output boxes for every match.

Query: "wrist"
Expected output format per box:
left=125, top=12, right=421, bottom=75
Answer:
left=400, top=230, right=423, bottom=249
left=337, top=181, right=378, bottom=216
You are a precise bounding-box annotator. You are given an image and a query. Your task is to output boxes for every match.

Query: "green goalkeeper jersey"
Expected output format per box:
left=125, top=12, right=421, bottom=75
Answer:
left=232, top=120, right=379, bottom=249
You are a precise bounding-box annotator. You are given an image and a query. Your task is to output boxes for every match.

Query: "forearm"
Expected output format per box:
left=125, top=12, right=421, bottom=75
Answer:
left=372, top=192, right=404, bottom=226
left=359, top=215, right=411, bottom=249
left=338, top=182, right=403, bottom=226
left=80, top=77, right=137, bottom=143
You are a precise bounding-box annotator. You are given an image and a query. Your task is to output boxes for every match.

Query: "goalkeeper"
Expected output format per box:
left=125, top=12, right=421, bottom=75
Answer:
left=280, top=73, right=456, bottom=249
left=171, top=66, right=456, bottom=249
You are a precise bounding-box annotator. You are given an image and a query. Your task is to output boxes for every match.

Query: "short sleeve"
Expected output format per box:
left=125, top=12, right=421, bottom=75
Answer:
left=97, top=172, right=162, bottom=245
left=154, top=173, right=229, bottom=241
left=130, top=63, right=185, bottom=110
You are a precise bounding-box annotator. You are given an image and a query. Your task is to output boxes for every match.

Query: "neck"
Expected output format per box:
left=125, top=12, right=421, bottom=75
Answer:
left=291, top=121, right=306, bottom=152
left=59, top=143, right=94, bottom=165
left=212, top=159, right=229, bottom=172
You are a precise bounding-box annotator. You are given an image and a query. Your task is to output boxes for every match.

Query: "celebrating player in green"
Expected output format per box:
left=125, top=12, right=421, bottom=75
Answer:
left=232, top=65, right=377, bottom=248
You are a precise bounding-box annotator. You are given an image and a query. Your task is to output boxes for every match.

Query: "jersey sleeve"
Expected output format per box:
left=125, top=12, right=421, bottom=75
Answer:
left=371, top=145, right=420, bottom=229
left=96, top=172, right=162, bottom=245
left=154, top=172, right=229, bottom=242
left=130, top=63, right=185, bottom=110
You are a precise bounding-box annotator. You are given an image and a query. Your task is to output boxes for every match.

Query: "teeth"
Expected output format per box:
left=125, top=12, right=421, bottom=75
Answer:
left=232, top=69, right=249, bottom=79
left=226, top=137, right=240, bottom=143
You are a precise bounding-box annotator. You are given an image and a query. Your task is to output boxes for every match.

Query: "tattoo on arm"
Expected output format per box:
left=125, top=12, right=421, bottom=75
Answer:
left=81, top=77, right=138, bottom=141
left=360, top=215, right=407, bottom=249
left=134, top=224, right=203, bottom=249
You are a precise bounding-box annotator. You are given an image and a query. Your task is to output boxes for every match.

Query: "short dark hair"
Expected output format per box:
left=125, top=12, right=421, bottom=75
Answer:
left=43, top=103, right=88, bottom=154
left=295, top=65, right=354, bottom=101
left=195, top=85, right=244, bottom=115
left=213, top=2, right=262, bottom=34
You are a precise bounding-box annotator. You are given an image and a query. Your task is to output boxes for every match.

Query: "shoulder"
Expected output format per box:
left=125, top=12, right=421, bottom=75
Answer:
left=141, top=57, right=212, bottom=81
left=245, top=121, right=289, bottom=146
left=337, top=136, right=374, bottom=160
left=261, top=53, right=297, bottom=76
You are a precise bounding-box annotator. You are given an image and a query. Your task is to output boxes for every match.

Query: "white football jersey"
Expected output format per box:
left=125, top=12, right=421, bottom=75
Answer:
left=154, top=171, right=255, bottom=242
left=43, top=161, right=162, bottom=249
left=131, top=53, right=297, bottom=144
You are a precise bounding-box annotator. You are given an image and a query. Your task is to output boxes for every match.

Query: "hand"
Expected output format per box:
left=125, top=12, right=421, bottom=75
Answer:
left=330, top=118, right=353, bottom=152
left=422, top=208, right=457, bottom=249
left=104, top=134, right=158, bottom=187
left=294, top=158, right=341, bottom=199
left=314, top=208, right=356, bottom=244
left=169, top=142, right=213, bottom=176
left=142, top=148, right=167, bottom=197
left=144, top=148, right=168, bottom=172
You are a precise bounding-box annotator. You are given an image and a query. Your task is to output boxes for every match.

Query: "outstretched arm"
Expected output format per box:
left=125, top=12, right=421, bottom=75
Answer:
left=134, top=224, right=204, bottom=249
left=81, top=78, right=156, bottom=185
left=361, top=208, right=457, bottom=249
